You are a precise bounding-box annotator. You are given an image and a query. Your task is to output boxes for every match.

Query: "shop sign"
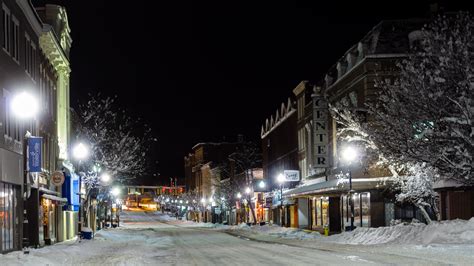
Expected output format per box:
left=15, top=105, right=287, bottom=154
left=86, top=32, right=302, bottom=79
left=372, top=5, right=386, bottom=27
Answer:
left=214, top=208, right=221, bottom=215
left=51, top=171, right=65, bottom=186
left=283, top=170, right=300, bottom=182
left=313, top=87, right=329, bottom=168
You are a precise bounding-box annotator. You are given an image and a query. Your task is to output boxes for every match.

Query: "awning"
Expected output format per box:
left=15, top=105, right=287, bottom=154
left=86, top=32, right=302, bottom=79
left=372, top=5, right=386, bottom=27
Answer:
left=42, top=194, right=68, bottom=203
left=283, top=177, right=394, bottom=198
left=39, top=187, right=61, bottom=196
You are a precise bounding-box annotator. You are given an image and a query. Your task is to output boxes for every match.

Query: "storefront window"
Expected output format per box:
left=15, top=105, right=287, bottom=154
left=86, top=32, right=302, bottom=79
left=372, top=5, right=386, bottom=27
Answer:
left=341, top=192, right=370, bottom=230
left=353, top=193, right=361, bottom=228
left=311, top=198, right=317, bottom=229
left=341, top=192, right=371, bottom=230
left=361, top=192, right=370, bottom=227
left=313, top=197, right=329, bottom=228
left=315, top=198, right=321, bottom=227
left=321, top=199, right=329, bottom=226
left=1, top=182, right=18, bottom=252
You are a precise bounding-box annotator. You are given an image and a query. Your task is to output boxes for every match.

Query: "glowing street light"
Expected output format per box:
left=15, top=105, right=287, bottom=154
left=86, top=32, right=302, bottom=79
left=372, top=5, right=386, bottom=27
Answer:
left=258, top=180, right=266, bottom=189
left=111, top=187, right=121, bottom=197
left=342, top=146, right=357, bottom=163
left=245, top=187, right=251, bottom=194
left=277, top=173, right=285, bottom=184
left=11, top=91, right=38, bottom=119
left=100, top=173, right=111, bottom=183
left=73, top=143, right=89, bottom=160
left=236, top=192, right=242, bottom=199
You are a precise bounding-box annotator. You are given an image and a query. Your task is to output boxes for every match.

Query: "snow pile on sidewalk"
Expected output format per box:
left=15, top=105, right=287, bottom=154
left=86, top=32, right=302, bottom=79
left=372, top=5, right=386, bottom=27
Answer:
left=327, top=218, right=474, bottom=245
left=229, top=224, right=322, bottom=240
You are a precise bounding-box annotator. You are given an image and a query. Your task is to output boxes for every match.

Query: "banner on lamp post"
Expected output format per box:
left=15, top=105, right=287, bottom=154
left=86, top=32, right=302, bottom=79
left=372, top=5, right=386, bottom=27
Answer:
left=28, top=137, right=42, bottom=172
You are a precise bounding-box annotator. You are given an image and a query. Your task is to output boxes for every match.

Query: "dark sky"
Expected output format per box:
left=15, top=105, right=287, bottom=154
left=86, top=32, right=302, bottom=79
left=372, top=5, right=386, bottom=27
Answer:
left=35, top=1, right=473, bottom=185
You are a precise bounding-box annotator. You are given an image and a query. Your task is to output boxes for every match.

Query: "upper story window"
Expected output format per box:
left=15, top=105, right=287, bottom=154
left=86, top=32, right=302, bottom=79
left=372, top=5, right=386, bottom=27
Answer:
left=24, top=34, right=30, bottom=73
left=24, top=34, right=36, bottom=81
left=11, top=15, right=19, bottom=62
left=2, top=4, right=11, bottom=54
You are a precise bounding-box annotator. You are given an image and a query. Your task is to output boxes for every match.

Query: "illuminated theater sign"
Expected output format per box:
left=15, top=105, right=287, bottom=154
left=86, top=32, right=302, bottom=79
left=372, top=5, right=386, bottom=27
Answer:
left=313, top=87, right=329, bottom=168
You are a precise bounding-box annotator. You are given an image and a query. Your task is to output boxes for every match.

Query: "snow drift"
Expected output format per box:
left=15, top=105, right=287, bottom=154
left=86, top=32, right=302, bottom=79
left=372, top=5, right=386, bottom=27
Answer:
left=327, top=218, right=474, bottom=245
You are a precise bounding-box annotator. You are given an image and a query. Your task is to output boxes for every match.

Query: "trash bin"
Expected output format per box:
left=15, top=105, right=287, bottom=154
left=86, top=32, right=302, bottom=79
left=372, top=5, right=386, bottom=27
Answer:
left=81, top=227, right=93, bottom=240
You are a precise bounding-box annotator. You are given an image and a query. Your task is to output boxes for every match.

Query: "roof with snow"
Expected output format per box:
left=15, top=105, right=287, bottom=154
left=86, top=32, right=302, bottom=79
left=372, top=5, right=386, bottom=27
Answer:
left=260, top=97, right=296, bottom=139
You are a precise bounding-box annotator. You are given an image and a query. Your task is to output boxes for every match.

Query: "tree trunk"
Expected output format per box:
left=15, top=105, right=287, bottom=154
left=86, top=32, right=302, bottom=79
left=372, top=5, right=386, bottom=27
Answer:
left=416, top=203, right=432, bottom=224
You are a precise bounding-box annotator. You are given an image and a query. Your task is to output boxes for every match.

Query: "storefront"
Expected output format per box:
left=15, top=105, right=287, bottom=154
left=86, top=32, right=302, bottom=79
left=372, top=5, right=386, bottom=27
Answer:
left=41, top=193, right=67, bottom=244
left=341, top=192, right=371, bottom=230
left=285, top=178, right=391, bottom=233
left=0, top=182, right=21, bottom=253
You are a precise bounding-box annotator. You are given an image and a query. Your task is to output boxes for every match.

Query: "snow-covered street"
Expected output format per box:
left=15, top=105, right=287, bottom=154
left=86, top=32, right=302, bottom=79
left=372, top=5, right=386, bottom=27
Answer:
left=2, top=210, right=474, bottom=265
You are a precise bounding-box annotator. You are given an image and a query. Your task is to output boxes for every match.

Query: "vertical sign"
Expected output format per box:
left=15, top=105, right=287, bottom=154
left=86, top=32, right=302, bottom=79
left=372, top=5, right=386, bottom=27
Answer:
left=312, top=87, right=329, bottom=167
left=28, top=137, right=42, bottom=172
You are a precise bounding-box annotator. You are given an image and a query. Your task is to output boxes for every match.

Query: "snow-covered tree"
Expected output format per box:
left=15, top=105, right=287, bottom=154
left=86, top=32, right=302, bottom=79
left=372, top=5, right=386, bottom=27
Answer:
left=370, top=12, right=473, bottom=186
left=330, top=99, right=439, bottom=223
left=74, top=94, right=155, bottom=183
left=73, top=94, right=155, bottom=226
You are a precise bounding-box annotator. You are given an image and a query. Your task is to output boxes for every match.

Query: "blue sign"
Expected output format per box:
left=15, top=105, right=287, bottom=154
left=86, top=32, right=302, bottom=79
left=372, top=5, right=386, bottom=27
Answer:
left=28, top=137, right=42, bottom=172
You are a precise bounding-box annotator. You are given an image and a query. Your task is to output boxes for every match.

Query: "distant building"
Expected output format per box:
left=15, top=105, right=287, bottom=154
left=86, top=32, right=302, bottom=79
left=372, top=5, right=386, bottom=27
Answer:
left=260, top=98, right=298, bottom=226
left=184, top=141, right=243, bottom=200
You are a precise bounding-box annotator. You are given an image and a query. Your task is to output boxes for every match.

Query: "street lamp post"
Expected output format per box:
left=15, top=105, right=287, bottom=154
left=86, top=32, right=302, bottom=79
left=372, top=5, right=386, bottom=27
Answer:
left=73, top=143, right=89, bottom=232
left=342, top=146, right=357, bottom=231
left=277, top=173, right=285, bottom=227
left=11, top=91, right=38, bottom=251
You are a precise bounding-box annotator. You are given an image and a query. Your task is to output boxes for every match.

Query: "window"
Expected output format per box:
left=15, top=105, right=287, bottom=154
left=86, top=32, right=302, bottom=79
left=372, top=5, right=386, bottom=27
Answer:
left=2, top=4, right=11, bottom=53
left=341, top=192, right=371, bottom=230
left=11, top=15, right=19, bottom=62
left=24, top=34, right=30, bottom=74
left=31, top=44, right=36, bottom=81
left=0, top=182, right=19, bottom=252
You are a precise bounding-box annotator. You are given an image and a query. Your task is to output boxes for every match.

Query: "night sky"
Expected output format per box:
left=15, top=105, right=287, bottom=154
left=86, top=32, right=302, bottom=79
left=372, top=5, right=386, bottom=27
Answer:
left=35, top=1, right=473, bottom=185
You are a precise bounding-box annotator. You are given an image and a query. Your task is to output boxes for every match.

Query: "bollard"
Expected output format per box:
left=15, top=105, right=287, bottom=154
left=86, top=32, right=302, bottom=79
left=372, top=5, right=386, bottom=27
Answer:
left=324, top=225, right=329, bottom=236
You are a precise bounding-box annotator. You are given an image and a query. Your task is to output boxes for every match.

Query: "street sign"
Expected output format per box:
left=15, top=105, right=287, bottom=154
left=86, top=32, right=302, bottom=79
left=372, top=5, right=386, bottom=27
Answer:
left=28, top=137, right=42, bottom=172
left=283, top=170, right=300, bottom=182
left=51, top=171, right=65, bottom=186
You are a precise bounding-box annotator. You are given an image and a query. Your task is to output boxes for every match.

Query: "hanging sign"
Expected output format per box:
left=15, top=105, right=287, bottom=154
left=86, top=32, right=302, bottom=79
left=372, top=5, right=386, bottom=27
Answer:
left=28, top=137, right=42, bottom=172
left=51, top=171, right=65, bottom=186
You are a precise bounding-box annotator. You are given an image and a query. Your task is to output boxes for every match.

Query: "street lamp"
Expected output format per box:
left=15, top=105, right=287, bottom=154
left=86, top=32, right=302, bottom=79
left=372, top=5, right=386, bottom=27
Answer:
left=245, top=187, right=251, bottom=194
left=342, top=146, right=357, bottom=231
left=277, top=173, right=285, bottom=226
left=100, top=173, right=111, bottom=183
left=258, top=180, right=266, bottom=189
left=236, top=192, right=242, bottom=199
left=73, top=142, right=89, bottom=232
left=11, top=91, right=38, bottom=250
left=111, top=187, right=121, bottom=197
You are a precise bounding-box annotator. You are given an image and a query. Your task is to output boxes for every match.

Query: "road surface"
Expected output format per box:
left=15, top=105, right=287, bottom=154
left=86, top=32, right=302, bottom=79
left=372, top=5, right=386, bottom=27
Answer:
left=2, top=210, right=472, bottom=265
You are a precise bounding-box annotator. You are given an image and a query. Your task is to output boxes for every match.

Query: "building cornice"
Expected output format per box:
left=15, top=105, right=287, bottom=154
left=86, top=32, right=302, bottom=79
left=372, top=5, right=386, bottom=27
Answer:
left=16, top=0, right=42, bottom=36
left=39, top=26, right=71, bottom=74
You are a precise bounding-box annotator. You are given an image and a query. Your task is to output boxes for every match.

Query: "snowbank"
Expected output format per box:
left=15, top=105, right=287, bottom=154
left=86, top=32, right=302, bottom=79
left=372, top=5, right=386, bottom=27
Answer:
left=327, top=218, right=474, bottom=245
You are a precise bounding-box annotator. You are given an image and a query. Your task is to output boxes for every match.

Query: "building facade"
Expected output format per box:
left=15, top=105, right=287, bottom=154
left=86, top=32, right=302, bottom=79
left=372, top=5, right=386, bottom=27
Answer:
left=260, top=98, right=299, bottom=226
left=284, top=19, right=428, bottom=234
left=0, top=0, right=73, bottom=252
